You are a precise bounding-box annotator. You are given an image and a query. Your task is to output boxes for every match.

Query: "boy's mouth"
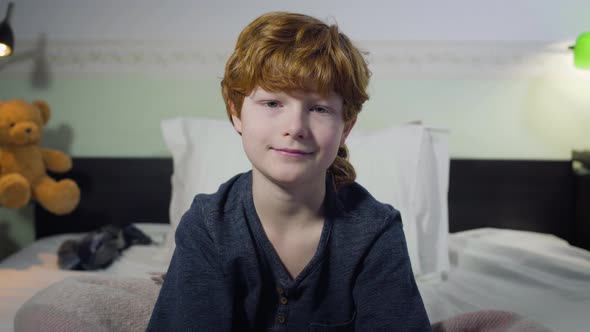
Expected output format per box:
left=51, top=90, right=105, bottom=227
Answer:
left=272, top=148, right=313, bottom=156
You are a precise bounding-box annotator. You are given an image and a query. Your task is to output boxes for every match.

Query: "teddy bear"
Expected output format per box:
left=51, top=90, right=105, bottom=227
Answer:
left=0, top=99, right=80, bottom=215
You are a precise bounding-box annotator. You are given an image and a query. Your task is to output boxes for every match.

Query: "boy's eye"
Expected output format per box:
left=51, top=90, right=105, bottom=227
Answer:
left=264, top=101, right=280, bottom=108
left=311, top=106, right=331, bottom=113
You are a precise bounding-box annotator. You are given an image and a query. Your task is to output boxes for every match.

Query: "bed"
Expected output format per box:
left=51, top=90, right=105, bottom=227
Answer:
left=1, top=118, right=589, bottom=332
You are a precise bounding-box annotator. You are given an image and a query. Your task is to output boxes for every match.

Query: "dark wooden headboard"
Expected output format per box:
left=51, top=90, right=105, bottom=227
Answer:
left=448, top=159, right=575, bottom=242
left=35, top=158, right=172, bottom=239
left=35, top=157, right=579, bottom=248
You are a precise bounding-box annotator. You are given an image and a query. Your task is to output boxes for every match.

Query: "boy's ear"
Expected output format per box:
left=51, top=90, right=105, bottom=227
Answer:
left=229, top=102, right=242, bottom=135
left=340, top=115, right=357, bottom=145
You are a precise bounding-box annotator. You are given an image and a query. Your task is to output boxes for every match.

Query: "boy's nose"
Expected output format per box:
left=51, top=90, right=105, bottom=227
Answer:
left=283, top=107, right=309, bottom=139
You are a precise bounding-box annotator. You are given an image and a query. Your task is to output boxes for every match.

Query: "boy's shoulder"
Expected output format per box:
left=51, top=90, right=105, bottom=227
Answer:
left=328, top=181, right=403, bottom=249
left=191, top=171, right=251, bottom=217
left=175, top=171, right=251, bottom=240
left=334, top=181, right=400, bottom=225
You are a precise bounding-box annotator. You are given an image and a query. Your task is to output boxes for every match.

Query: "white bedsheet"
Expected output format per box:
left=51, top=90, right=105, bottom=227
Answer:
left=0, top=223, right=170, bottom=332
left=1, top=226, right=589, bottom=332
left=418, top=228, right=590, bottom=332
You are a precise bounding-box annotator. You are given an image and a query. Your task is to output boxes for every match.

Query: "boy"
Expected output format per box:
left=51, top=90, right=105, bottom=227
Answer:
left=148, top=11, right=431, bottom=331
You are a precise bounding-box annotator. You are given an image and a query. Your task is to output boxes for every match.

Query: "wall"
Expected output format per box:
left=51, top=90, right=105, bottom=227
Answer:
left=6, top=0, right=590, bottom=41
left=1, top=0, right=589, bottom=259
left=1, top=40, right=588, bottom=159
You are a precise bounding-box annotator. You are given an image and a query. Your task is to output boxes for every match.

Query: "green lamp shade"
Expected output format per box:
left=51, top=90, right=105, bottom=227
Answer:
left=573, top=32, right=590, bottom=69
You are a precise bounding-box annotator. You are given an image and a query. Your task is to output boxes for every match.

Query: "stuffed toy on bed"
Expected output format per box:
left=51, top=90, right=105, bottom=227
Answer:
left=0, top=99, right=80, bottom=215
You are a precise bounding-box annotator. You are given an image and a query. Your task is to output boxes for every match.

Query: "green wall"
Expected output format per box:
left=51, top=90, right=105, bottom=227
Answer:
left=0, top=78, right=227, bottom=157
left=2, top=77, right=586, bottom=158
left=1, top=74, right=588, bottom=259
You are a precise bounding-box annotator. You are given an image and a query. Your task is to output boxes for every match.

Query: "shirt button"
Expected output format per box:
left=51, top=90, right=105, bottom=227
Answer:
left=277, top=287, right=284, bottom=295
left=280, top=296, right=288, bottom=305
left=277, top=314, right=286, bottom=324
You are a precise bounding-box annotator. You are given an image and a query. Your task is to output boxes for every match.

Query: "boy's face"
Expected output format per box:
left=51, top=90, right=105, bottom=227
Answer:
left=232, top=87, right=355, bottom=188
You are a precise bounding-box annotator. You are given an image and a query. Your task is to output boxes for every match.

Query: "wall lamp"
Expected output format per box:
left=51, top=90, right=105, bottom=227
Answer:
left=0, top=2, right=14, bottom=57
left=569, top=32, right=590, bottom=69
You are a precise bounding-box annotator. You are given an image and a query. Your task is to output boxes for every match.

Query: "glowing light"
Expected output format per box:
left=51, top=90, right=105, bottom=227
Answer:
left=0, top=43, right=12, bottom=57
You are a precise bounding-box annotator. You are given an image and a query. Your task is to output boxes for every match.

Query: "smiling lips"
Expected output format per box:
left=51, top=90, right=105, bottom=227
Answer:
left=273, top=148, right=313, bottom=157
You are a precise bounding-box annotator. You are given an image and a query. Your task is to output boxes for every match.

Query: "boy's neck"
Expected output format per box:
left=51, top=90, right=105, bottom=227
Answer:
left=251, top=170, right=326, bottom=231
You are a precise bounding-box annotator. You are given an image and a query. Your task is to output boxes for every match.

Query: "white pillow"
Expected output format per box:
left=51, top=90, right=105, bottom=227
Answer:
left=161, top=118, right=450, bottom=277
left=422, top=128, right=450, bottom=277
left=161, top=117, right=250, bottom=255
left=347, top=125, right=450, bottom=278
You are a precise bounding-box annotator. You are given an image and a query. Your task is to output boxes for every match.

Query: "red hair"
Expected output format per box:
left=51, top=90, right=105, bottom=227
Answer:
left=221, top=12, right=371, bottom=188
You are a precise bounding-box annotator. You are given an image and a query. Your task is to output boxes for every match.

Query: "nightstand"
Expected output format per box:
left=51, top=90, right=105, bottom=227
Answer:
left=573, top=172, right=590, bottom=250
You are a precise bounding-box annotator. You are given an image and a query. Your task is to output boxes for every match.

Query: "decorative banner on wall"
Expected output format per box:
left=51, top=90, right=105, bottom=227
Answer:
left=0, top=39, right=578, bottom=79
left=360, top=41, right=576, bottom=79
